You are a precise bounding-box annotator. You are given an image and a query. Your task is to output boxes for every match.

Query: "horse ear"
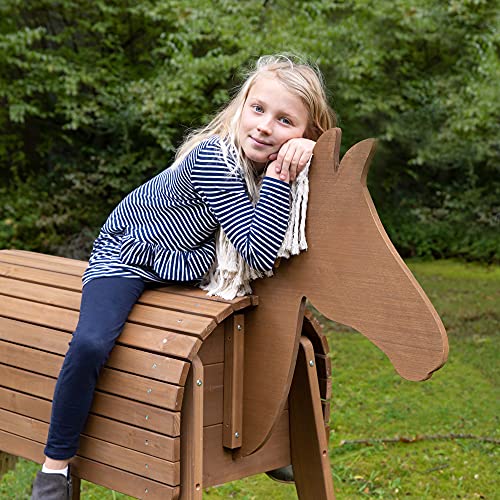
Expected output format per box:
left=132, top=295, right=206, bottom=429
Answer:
left=313, top=127, right=342, bottom=172
left=338, top=138, right=378, bottom=186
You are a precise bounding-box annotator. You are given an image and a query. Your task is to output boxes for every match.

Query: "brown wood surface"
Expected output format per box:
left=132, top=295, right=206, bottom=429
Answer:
left=0, top=366, right=182, bottom=436
left=239, top=128, right=448, bottom=456
left=0, top=315, right=201, bottom=361
left=0, top=387, right=177, bottom=460
left=0, top=408, right=180, bottom=485
left=289, top=337, right=335, bottom=500
left=180, top=356, right=204, bottom=499
left=0, top=431, right=180, bottom=499
left=223, top=314, right=244, bottom=449
left=202, top=410, right=291, bottom=487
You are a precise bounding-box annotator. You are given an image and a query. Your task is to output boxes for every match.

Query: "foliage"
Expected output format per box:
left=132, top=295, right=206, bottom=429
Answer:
left=0, top=0, right=498, bottom=259
left=1, top=259, right=498, bottom=497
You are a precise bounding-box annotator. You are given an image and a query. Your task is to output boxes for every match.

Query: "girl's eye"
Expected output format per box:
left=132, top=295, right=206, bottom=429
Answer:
left=252, top=104, right=264, bottom=113
left=280, top=117, right=292, bottom=125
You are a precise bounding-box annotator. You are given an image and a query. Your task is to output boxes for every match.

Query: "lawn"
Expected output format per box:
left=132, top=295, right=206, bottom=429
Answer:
left=1, top=259, right=498, bottom=499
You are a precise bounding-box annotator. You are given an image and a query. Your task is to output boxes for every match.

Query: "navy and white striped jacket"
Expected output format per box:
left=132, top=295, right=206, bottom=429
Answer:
left=82, top=136, right=291, bottom=285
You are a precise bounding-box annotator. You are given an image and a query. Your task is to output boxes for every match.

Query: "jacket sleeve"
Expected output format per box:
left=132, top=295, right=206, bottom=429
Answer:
left=191, top=139, right=290, bottom=272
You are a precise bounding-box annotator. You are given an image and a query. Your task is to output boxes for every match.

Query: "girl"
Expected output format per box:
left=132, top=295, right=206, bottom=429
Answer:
left=31, top=54, right=336, bottom=499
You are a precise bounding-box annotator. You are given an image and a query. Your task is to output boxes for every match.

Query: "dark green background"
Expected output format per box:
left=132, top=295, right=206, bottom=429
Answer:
left=1, top=0, right=498, bottom=261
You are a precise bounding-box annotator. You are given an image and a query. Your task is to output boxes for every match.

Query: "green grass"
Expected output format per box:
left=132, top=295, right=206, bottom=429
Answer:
left=1, top=259, right=498, bottom=499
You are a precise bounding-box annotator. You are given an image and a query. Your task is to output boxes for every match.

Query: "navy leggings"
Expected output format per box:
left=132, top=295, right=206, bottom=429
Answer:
left=44, top=277, right=145, bottom=460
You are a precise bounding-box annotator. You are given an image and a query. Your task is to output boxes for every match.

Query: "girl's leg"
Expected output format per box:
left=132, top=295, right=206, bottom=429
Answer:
left=43, top=276, right=145, bottom=463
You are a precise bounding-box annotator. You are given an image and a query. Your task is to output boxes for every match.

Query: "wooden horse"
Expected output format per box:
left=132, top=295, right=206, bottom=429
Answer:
left=238, top=128, right=449, bottom=497
left=0, top=128, right=448, bottom=499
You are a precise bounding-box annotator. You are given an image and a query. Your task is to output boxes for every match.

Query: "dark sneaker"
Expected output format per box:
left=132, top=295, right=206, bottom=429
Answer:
left=266, top=464, right=295, bottom=483
left=31, top=466, right=73, bottom=500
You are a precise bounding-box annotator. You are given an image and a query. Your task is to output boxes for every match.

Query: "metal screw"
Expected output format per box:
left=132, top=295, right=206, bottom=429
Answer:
left=152, top=363, right=157, bottom=369
left=196, top=379, right=203, bottom=386
left=145, top=440, right=149, bottom=445
left=162, top=338, right=167, bottom=344
left=235, top=432, right=240, bottom=439
left=309, top=360, right=315, bottom=367
left=177, top=319, right=183, bottom=323
left=145, top=464, right=149, bottom=469
left=145, top=415, right=149, bottom=420
left=237, top=324, right=242, bottom=331
left=145, top=488, right=148, bottom=494
left=147, top=388, right=152, bottom=394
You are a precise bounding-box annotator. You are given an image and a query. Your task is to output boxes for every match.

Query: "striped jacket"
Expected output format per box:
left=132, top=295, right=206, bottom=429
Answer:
left=82, top=136, right=291, bottom=285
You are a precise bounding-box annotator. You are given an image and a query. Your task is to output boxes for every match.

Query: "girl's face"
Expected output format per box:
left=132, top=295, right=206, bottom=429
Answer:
left=238, top=74, right=309, bottom=171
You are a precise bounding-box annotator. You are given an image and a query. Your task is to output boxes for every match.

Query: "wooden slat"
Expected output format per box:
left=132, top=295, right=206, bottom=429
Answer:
left=0, top=262, right=81, bottom=291
left=0, top=342, right=186, bottom=407
left=289, top=337, right=335, bottom=499
left=141, top=289, right=233, bottom=323
left=0, top=408, right=180, bottom=485
left=197, top=323, right=224, bottom=365
left=0, top=316, right=201, bottom=361
left=0, top=251, right=86, bottom=275
left=0, top=262, right=232, bottom=324
left=91, top=392, right=181, bottom=437
left=0, top=287, right=216, bottom=338
left=0, top=358, right=184, bottom=412
left=223, top=314, right=244, bottom=449
left=0, top=431, right=180, bottom=499
left=202, top=363, right=224, bottom=427
left=180, top=356, right=204, bottom=499
left=0, top=366, right=181, bottom=436
left=0, top=388, right=179, bottom=461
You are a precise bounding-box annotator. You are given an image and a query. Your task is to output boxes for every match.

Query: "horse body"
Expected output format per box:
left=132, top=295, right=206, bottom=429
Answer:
left=240, top=128, right=448, bottom=457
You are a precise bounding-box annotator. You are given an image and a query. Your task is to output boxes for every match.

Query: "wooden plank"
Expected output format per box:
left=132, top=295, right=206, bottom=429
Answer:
left=202, top=410, right=291, bottom=487
left=0, top=431, right=180, bottom=499
left=0, top=290, right=216, bottom=338
left=0, top=275, right=81, bottom=309
left=223, top=314, right=244, bottom=449
left=0, top=261, right=230, bottom=325
left=0, top=408, right=180, bottom=485
left=197, top=324, right=224, bottom=365
left=0, top=294, right=78, bottom=331
left=180, top=356, right=204, bottom=500
left=0, top=262, right=81, bottom=291
left=0, top=316, right=201, bottom=361
left=91, top=392, right=181, bottom=437
left=202, top=363, right=224, bottom=427
left=0, top=251, right=86, bottom=275
left=0, top=371, right=180, bottom=437
left=167, top=284, right=256, bottom=312
left=289, top=337, right=335, bottom=500
left=0, top=343, right=185, bottom=409
left=141, top=289, right=233, bottom=323
left=128, top=303, right=217, bottom=338
left=0, top=388, right=179, bottom=461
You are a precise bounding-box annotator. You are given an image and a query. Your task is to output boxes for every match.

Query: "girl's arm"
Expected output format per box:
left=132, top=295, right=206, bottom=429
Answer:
left=191, top=140, right=290, bottom=272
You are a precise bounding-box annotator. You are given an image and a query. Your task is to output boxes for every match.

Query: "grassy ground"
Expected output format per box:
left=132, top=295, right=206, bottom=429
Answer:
left=1, top=259, right=498, bottom=499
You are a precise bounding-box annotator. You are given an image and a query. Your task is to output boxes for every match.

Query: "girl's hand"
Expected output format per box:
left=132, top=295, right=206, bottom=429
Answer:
left=268, top=138, right=315, bottom=182
left=265, top=160, right=290, bottom=183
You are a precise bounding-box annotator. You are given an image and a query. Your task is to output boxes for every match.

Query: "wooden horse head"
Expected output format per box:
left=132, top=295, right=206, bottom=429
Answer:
left=240, top=128, right=448, bottom=457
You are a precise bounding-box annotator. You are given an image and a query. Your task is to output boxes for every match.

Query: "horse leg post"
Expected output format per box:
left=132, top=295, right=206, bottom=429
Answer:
left=71, top=474, right=81, bottom=500
left=289, top=337, right=335, bottom=500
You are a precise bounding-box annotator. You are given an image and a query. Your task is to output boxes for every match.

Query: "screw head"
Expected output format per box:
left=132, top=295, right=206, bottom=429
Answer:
left=196, top=379, right=203, bottom=386
left=152, top=363, right=157, bottom=369
left=235, top=432, right=240, bottom=438
left=309, top=360, right=315, bottom=367
left=162, top=338, right=167, bottom=344
left=147, top=388, right=152, bottom=394
left=237, top=324, right=242, bottom=331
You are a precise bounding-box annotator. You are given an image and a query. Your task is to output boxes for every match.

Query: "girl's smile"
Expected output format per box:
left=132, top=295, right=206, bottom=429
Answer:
left=238, top=74, right=309, bottom=171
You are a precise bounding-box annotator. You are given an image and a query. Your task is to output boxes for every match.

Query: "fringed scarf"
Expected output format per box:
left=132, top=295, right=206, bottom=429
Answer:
left=200, top=158, right=311, bottom=300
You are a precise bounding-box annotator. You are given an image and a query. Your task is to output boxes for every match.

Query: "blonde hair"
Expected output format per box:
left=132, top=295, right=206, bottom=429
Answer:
left=173, top=54, right=336, bottom=198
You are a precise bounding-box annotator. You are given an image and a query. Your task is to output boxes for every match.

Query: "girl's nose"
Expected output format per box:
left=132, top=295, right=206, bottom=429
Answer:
left=257, top=117, right=272, bottom=135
